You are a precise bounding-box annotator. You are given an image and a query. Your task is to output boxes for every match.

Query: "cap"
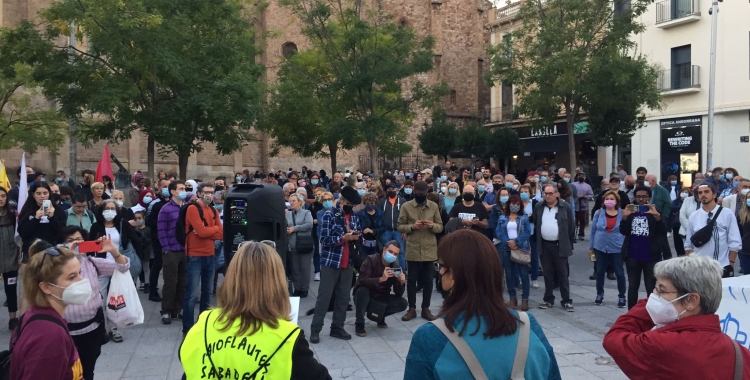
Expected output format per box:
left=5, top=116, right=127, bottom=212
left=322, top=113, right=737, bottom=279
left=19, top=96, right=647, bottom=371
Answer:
left=421, top=169, right=433, bottom=175
left=340, top=186, right=362, bottom=204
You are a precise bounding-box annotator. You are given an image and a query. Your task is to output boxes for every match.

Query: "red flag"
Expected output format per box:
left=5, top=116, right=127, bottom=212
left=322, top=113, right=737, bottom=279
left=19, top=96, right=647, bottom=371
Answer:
left=95, top=145, right=114, bottom=183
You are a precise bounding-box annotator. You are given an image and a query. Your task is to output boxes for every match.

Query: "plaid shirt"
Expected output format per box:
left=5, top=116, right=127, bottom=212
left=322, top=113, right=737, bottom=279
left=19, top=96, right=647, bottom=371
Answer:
left=319, top=208, right=362, bottom=268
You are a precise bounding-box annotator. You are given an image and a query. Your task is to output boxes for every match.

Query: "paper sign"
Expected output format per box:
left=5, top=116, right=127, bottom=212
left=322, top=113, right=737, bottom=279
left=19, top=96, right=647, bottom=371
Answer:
left=716, top=276, right=750, bottom=349
left=458, top=213, right=476, bottom=220
left=289, top=297, right=300, bottom=325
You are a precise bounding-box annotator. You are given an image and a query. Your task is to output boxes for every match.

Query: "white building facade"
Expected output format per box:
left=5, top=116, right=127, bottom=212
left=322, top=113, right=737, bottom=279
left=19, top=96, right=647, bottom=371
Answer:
left=631, top=0, right=750, bottom=185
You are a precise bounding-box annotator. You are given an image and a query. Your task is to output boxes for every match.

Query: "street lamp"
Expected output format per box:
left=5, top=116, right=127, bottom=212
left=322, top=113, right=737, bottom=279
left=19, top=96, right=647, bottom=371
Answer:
left=706, top=0, right=721, bottom=168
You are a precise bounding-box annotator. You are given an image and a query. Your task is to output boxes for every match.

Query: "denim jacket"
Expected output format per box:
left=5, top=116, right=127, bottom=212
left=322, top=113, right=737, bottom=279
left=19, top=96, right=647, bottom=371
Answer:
left=589, top=209, right=625, bottom=254
left=495, top=214, right=532, bottom=251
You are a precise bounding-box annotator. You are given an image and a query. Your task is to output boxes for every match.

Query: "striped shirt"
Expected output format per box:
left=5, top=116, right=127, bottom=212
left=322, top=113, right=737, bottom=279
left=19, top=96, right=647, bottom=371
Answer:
left=65, top=255, right=130, bottom=335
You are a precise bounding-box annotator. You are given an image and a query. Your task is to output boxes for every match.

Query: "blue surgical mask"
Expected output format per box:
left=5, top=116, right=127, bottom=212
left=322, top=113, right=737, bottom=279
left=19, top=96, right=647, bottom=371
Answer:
left=311, top=179, right=319, bottom=185
left=236, top=175, right=242, bottom=181
left=505, top=182, right=513, bottom=188
left=478, top=185, right=486, bottom=193
left=670, top=180, right=677, bottom=186
left=143, top=196, right=153, bottom=204
left=541, top=176, right=548, bottom=183
left=720, top=174, right=726, bottom=180
left=726, top=173, right=733, bottom=180
left=333, top=193, right=340, bottom=200
left=40, top=178, right=46, bottom=182
left=440, top=176, right=447, bottom=182
left=563, top=178, right=570, bottom=183
left=365, top=204, right=375, bottom=211
left=404, top=188, right=413, bottom=195
left=732, top=181, right=739, bottom=188
left=500, top=196, right=509, bottom=203
left=449, top=188, right=457, bottom=195
left=323, top=201, right=333, bottom=209
left=214, top=204, right=223, bottom=211
left=383, top=251, right=398, bottom=263
left=357, top=189, right=366, bottom=196
left=520, top=193, right=530, bottom=201
left=178, top=191, right=187, bottom=200
left=56, top=177, right=63, bottom=183
left=161, top=188, right=170, bottom=197
left=746, top=199, right=750, bottom=207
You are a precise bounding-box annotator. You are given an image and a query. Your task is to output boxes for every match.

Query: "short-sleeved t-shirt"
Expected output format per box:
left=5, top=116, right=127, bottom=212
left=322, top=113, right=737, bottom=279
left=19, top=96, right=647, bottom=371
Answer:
left=628, top=213, right=651, bottom=262
left=449, top=202, right=489, bottom=232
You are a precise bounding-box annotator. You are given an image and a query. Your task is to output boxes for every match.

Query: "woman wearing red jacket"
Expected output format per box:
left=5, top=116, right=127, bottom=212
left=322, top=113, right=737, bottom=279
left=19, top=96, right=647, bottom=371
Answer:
left=604, top=255, right=750, bottom=379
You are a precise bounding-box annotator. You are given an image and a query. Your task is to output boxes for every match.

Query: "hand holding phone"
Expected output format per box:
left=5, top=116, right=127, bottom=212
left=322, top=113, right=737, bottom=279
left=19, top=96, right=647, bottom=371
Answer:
left=42, top=200, right=51, bottom=210
left=77, top=241, right=103, bottom=253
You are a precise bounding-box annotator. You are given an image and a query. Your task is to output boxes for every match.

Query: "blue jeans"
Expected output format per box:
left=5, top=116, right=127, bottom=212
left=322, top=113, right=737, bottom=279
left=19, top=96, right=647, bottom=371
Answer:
left=530, top=235, right=539, bottom=281
left=739, top=255, right=750, bottom=275
left=183, top=256, right=215, bottom=333
left=594, top=250, right=626, bottom=299
left=381, top=230, right=406, bottom=271
left=498, top=245, right=530, bottom=300
left=313, top=236, right=321, bottom=273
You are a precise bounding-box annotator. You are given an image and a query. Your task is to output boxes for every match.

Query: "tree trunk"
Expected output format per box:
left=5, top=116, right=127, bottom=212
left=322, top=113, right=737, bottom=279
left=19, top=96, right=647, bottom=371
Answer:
left=566, top=109, right=576, bottom=174
left=368, top=139, right=378, bottom=177
left=147, top=135, right=155, bottom=181
left=178, top=151, right=189, bottom=181
left=611, top=145, right=617, bottom=176
left=68, top=115, right=78, bottom=183
left=504, top=158, right=508, bottom=176
left=329, top=142, right=338, bottom=173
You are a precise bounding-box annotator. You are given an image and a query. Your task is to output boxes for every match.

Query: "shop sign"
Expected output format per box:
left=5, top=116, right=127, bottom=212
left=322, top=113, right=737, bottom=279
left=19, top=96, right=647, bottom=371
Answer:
left=659, top=116, right=702, bottom=129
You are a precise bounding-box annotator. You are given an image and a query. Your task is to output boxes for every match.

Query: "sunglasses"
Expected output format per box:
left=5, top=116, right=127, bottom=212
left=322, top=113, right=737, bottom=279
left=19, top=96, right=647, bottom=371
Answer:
left=238, top=240, right=277, bottom=249
left=41, top=247, right=62, bottom=266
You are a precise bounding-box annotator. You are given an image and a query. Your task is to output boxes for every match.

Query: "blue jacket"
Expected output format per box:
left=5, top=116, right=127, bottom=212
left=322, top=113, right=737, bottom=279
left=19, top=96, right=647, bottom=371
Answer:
left=357, top=208, right=386, bottom=240
left=405, top=310, right=561, bottom=380
left=590, top=209, right=625, bottom=254
left=488, top=204, right=504, bottom=235
left=495, top=214, right=532, bottom=251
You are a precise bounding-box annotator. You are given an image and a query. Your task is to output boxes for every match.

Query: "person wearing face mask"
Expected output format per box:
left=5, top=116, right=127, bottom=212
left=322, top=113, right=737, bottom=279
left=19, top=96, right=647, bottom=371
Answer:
left=604, top=255, right=750, bottom=379
left=476, top=179, right=490, bottom=208
left=400, top=179, right=415, bottom=202
left=488, top=187, right=511, bottom=242
left=357, top=193, right=386, bottom=260
left=157, top=180, right=188, bottom=324
left=55, top=227, right=130, bottom=380
left=353, top=182, right=368, bottom=213
left=620, top=175, right=637, bottom=203
left=736, top=187, right=750, bottom=275
left=130, top=188, right=154, bottom=214
left=705, top=166, right=728, bottom=195
left=128, top=172, right=145, bottom=206
left=376, top=182, right=407, bottom=271
left=722, top=178, right=750, bottom=218
left=678, top=181, right=704, bottom=256
left=588, top=191, right=627, bottom=308
left=310, top=186, right=363, bottom=344
left=353, top=241, right=407, bottom=337
left=132, top=210, right=153, bottom=293
left=0, top=186, right=19, bottom=331
left=718, top=170, right=742, bottom=203
left=450, top=184, right=490, bottom=235
left=18, top=182, right=66, bottom=264
left=570, top=173, right=593, bottom=241
left=143, top=178, right=171, bottom=302
left=483, top=175, right=504, bottom=208
left=397, top=181, right=443, bottom=322
left=495, top=195, right=533, bottom=311
left=10, top=241, right=88, bottom=380
left=443, top=182, right=460, bottom=215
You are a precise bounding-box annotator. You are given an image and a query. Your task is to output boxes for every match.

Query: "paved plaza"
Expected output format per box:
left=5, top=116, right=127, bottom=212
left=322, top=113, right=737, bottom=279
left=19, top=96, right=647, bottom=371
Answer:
left=0, top=226, right=656, bottom=379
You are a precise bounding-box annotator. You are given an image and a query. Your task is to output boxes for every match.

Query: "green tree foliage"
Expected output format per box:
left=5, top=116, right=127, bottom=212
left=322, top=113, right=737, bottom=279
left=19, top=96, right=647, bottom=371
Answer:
left=487, top=127, right=522, bottom=173
left=487, top=0, right=661, bottom=172
left=35, top=0, right=264, bottom=179
left=457, top=121, right=492, bottom=158
left=0, top=23, right=66, bottom=153
left=418, top=110, right=457, bottom=161
left=278, top=0, right=448, bottom=174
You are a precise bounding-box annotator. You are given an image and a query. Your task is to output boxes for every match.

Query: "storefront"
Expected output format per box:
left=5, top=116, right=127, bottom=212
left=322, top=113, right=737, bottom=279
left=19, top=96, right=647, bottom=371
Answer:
left=515, top=121, right=596, bottom=173
left=660, top=117, right=702, bottom=186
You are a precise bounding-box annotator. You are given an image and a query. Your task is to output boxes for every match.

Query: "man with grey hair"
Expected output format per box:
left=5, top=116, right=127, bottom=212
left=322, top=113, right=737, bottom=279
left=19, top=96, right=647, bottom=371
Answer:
left=685, top=183, right=741, bottom=278
left=721, top=178, right=750, bottom=214
left=603, top=256, right=749, bottom=380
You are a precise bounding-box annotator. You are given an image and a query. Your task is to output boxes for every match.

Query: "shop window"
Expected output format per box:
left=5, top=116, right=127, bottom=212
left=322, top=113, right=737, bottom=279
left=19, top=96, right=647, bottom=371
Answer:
left=282, top=42, right=298, bottom=58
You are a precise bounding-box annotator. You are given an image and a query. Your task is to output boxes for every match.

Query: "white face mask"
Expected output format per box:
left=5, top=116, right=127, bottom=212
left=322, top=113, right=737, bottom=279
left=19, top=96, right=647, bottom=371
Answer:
left=741, top=189, right=750, bottom=196
left=102, top=210, right=117, bottom=221
left=114, top=200, right=123, bottom=208
left=48, top=279, right=92, bottom=305
left=680, top=192, right=688, bottom=199
left=646, top=292, right=689, bottom=326
left=440, top=187, right=447, bottom=194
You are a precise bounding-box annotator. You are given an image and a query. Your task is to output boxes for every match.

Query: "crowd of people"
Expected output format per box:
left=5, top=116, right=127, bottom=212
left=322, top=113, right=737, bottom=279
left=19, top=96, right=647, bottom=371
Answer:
left=1, top=161, right=750, bottom=379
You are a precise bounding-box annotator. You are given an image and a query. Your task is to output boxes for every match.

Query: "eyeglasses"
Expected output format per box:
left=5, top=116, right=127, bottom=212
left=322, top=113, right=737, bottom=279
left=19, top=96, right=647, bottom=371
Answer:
left=543, top=192, right=556, bottom=196
left=654, top=288, right=680, bottom=297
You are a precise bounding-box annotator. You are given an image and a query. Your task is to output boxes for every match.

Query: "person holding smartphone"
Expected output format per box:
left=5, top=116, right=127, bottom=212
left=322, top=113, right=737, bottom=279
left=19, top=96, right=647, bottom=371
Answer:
left=620, top=186, right=670, bottom=310
left=18, top=182, right=65, bottom=264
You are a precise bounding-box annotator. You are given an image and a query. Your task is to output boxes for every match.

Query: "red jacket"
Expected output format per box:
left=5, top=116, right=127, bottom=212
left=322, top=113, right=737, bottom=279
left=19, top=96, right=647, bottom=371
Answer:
left=604, top=299, right=750, bottom=380
left=185, top=201, right=223, bottom=256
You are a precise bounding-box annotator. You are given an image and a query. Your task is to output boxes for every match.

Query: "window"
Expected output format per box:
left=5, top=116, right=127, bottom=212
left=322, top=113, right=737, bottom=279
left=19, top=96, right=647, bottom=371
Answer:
left=501, top=82, right=513, bottom=120
left=450, top=90, right=457, bottom=105
left=282, top=42, right=298, bottom=58
left=671, top=45, right=691, bottom=89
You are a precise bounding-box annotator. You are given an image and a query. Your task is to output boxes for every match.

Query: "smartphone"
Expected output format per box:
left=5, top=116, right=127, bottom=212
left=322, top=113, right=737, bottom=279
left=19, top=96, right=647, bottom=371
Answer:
left=77, top=240, right=103, bottom=253
left=42, top=200, right=51, bottom=210
left=631, top=205, right=648, bottom=213
left=392, top=268, right=402, bottom=277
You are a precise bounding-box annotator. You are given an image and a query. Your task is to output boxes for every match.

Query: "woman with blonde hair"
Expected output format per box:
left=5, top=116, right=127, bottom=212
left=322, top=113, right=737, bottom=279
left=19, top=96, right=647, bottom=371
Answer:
left=180, top=241, right=331, bottom=380
left=444, top=182, right=460, bottom=214
left=87, top=182, right=109, bottom=210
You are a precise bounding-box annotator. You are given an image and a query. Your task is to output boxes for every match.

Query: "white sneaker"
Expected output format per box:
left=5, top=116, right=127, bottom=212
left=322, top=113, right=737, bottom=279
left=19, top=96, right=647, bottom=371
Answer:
left=532, top=281, right=539, bottom=288
left=314, top=272, right=320, bottom=281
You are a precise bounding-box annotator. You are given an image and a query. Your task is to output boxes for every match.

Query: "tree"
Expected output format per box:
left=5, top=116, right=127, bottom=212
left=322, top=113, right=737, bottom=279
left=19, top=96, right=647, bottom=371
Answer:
left=0, top=23, right=66, bottom=154
left=487, top=0, right=660, bottom=172
left=585, top=51, right=664, bottom=173
left=279, top=0, right=447, bottom=174
left=35, top=0, right=264, bottom=179
left=418, top=110, right=457, bottom=161
left=487, top=127, right=522, bottom=174
left=457, top=120, right=492, bottom=159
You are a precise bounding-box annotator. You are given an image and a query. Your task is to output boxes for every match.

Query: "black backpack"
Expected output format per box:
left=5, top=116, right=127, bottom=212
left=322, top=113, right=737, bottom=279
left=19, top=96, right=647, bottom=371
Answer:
left=0, top=313, right=68, bottom=380
left=175, top=201, right=217, bottom=246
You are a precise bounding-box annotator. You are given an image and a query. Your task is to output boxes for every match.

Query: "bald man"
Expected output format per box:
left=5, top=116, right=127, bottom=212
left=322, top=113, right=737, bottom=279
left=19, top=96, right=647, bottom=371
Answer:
left=620, top=175, right=636, bottom=203
left=449, top=185, right=489, bottom=232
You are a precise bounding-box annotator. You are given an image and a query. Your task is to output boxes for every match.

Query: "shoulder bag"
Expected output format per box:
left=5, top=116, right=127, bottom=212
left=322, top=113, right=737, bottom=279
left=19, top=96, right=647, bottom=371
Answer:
left=510, top=218, right=531, bottom=265
left=732, top=338, right=744, bottom=380
left=431, top=311, right=531, bottom=380
left=291, top=212, right=314, bottom=254
left=690, top=206, right=722, bottom=248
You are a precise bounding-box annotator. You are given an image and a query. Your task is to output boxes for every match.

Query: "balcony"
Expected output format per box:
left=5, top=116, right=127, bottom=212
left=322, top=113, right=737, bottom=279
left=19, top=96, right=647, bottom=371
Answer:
left=482, top=107, right=516, bottom=124
left=656, top=0, right=700, bottom=28
left=658, top=65, right=701, bottom=95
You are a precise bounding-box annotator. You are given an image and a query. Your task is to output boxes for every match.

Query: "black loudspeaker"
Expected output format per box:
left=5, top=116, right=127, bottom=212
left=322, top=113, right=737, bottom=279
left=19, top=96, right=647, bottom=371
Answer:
left=223, top=183, right=288, bottom=268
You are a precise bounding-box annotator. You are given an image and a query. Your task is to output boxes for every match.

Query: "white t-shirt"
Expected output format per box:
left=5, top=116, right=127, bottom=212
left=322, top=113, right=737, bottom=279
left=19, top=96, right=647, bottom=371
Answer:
left=507, top=221, right=518, bottom=240
left=104, top=227, right=119, bottom=261
left=540, top=206, right=559, bottom=241
left=684, top=204, right=742, bottom=267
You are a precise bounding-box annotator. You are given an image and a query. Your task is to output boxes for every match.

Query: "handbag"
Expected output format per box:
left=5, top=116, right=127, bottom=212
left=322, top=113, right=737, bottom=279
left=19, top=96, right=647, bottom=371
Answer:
left=689, top=206, right=722, bottom=249
left=509, top=217, right=531, bottom=265
left=291, top=212, right=314, bottom=254
left=366, top=298, right=388, bottom=322
left=430, top=311, right=530, bottom=380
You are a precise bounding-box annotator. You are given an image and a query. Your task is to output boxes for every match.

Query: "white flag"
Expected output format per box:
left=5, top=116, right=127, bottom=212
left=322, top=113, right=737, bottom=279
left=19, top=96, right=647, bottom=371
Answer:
left=14, top=152, right=27, bottom=247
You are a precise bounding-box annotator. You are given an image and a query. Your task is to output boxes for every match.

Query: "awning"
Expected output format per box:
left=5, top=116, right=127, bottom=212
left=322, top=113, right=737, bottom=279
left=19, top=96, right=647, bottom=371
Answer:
left=520, top=134, right=590, bottom=154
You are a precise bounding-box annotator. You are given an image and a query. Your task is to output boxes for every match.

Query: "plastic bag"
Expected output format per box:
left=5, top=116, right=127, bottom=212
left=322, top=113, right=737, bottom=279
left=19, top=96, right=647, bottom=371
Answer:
left=106, top=270, right=144, bottom=327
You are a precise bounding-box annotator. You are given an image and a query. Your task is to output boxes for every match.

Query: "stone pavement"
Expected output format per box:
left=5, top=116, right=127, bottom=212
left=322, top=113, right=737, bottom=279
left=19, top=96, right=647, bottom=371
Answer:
left=0, top=226, right=663, bottom=379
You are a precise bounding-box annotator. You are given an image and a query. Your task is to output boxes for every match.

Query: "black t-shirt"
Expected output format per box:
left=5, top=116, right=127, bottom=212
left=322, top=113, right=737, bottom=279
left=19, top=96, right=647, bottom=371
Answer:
left=449, top=202, right=489, bottom=232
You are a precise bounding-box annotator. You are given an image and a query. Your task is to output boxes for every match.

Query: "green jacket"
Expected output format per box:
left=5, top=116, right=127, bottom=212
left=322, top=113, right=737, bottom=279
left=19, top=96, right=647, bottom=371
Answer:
left=397, top=200, right=444, bottom=262
left=651, top=185, right=672, bottom=218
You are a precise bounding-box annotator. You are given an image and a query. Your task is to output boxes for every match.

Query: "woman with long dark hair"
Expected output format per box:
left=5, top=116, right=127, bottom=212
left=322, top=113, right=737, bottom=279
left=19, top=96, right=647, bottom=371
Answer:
left=496, top=195, right=532, bottom=311
left=405, top=229, right=560, bottom=379
left=18, top=181, right=65, bottom=263
left=0, top=187, right=20, bottom=329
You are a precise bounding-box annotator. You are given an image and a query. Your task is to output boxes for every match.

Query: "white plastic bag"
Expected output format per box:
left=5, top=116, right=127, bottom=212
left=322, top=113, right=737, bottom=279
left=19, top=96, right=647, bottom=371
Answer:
left=106, top=270, right=144, bottom=327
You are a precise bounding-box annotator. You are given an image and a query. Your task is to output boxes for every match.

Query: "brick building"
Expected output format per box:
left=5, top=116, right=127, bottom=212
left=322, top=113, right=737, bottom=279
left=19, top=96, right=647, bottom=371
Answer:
left=1, top=0, right=491, bottom=183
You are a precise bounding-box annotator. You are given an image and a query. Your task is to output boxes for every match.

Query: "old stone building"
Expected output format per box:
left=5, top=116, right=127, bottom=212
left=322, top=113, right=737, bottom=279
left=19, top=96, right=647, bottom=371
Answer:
left=1, top=0, right=490, bottom=182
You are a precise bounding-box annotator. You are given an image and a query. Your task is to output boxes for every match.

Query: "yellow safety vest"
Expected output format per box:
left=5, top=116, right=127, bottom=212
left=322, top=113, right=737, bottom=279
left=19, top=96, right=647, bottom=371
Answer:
left=180, top=309, right=301, bottom=380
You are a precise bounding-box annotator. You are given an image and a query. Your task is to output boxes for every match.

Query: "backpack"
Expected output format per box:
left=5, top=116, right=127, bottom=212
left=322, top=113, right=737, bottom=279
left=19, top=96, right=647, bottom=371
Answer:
left=175, top=201, right=217, bottom=246
left=0, top=313, right=68, bottom=380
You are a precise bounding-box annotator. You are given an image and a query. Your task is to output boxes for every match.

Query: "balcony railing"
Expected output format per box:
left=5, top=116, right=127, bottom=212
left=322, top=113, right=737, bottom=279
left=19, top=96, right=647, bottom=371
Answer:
left=482, top=107, right=516, bottom=123
left=656, top=0, right=700, bottom=24
left=658, top=65, right=700, bottom=92
left=495, top=2, right=520, bottom=21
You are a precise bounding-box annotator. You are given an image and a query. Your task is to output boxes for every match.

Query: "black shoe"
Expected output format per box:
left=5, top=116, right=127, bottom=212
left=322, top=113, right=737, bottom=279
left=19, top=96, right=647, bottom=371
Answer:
left=607, top=273, right=617, bottom=281
left=142, top=283, right=150, bottom=294
left=538, top=269, right=544, bottom=277
left=149, top=293, right=162, bottom=302
left=330, top=328, right=352, bottom=340
left=589, top=273, right=596, bottom=280
left=299, top=291, right=308, bottom=298
left=292, top=290, right=301, bottom=297
left=346, top=304, right=353, bottom=311
left=8, top=318, right=18, bottom=331
left=161, top=313, right=172, bottom=324
left=355, top=323, right=366, bottom=337
left=310, top=331, right=320, bottom=344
